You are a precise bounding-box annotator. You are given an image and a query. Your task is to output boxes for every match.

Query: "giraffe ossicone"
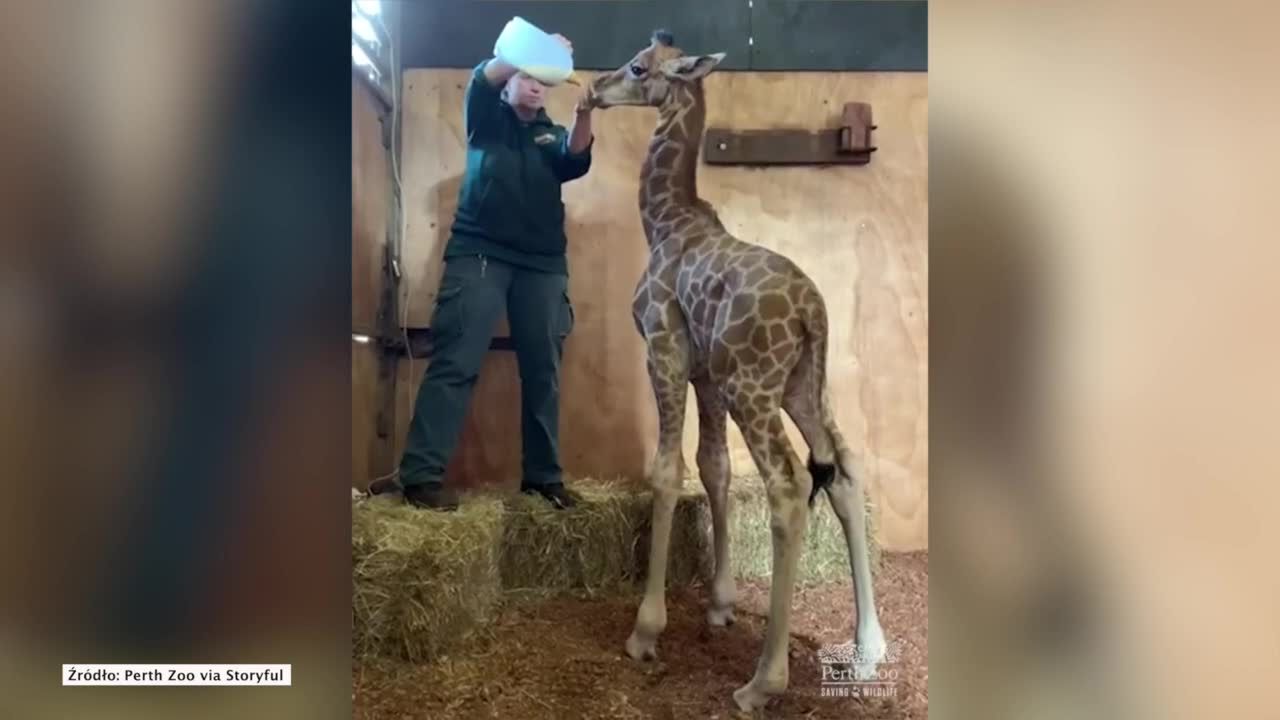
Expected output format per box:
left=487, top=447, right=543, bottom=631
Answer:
left=588, top=31, right=888, bottom=712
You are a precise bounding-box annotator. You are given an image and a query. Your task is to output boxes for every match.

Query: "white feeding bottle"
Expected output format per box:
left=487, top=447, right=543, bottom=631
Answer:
left=494, top=16, right=578, bottom=86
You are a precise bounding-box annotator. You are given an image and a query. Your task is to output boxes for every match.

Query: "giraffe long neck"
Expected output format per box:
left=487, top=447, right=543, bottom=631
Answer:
left=639, top=83, right=706, bottom=241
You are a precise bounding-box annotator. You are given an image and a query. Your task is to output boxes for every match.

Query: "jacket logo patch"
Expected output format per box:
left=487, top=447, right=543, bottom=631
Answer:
left=534, top=133, right=557, bottom=145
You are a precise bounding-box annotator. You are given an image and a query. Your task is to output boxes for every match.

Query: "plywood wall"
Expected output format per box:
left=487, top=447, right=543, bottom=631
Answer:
left=395, top=69, right=927, bottom=551
left=352, top=75, right=389, bottom=335
left=352, top=76, right=396, bottom=484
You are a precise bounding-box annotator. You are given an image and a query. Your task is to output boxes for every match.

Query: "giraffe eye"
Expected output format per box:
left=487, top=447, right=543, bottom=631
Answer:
left=629, top=64, right=647, bottom=78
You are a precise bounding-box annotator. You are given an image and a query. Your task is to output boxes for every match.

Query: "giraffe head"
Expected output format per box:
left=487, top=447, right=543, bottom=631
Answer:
left=586, top=30, right=725, bottom=110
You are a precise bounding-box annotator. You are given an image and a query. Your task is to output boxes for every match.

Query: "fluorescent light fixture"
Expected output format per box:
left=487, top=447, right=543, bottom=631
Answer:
left=352, top=15, right=378, bottom=45
left=352, top=43, right=376, bottom=69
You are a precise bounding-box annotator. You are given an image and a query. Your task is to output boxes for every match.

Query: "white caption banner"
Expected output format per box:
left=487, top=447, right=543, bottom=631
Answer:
left=63, top=664, right=291, bottom=686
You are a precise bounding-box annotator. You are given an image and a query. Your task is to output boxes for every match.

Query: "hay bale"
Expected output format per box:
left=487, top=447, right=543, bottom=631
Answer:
left=352, top=494, right=504, bottom=662
left=500, top=483, right=645, bottom=594
left=633, top=485, right=713, bottom=588
left=727, top=479, right=882, bottom=586
left=499, top=481, right=711, bottom=594
left=618, top=476, right=881, bottom=587
left=349, top=475, right=877, bottom=668
left=566, top=477, right=878, bottom=590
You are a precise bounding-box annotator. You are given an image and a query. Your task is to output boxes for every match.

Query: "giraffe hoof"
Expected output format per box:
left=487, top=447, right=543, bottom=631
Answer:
left=733, top=666, right=788, bottom=712
left=625, top=632, right=658, bottom=662
left=707, top=605, right=736, bottom=627
left=853, top=624, right=888, bottom=681
left=731, top=681, right=776, bottom=713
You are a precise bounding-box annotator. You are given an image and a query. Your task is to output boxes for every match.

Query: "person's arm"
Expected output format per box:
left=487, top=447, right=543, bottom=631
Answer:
left=481, top=57, right=519, bottom=88
left=549, top=86, right=596, bottom=182
left=464, top=57, right=520, bottom=145
left=552, top=110, right=593, bottom=183
left=567, top=103, right=593, bottom=155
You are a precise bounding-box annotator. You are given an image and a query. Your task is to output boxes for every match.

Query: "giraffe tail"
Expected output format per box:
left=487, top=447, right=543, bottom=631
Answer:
left=808, top=387, right=862, bottom=507
left=801, top=294, right=857, bottom=506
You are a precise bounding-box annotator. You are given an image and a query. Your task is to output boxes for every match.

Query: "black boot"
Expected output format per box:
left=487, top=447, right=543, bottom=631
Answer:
left=403, top=484, right=460, bottom=511
left=521, top=483, right=578, bottom=510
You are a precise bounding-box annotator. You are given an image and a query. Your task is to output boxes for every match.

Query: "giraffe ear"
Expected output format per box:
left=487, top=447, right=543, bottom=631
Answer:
left=660, top=52, right=726, bottom=80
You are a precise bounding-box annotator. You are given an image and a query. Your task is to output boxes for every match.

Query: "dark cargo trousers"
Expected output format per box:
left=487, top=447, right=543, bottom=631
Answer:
left=399, top=253, right=574, bottom=490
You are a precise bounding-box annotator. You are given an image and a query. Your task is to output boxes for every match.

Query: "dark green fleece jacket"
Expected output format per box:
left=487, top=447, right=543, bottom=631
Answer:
left=444, top=61, right=593, bottom=275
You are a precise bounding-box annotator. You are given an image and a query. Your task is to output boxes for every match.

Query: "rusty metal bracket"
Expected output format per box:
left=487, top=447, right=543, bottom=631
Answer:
left=703, top=102, right=877, bottom=166
left=372, top=241, right=401, bottom=439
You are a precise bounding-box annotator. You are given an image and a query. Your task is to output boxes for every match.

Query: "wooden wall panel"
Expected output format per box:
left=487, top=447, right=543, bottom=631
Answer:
left=395, top=69, right=927, bottom=550
left=392, top=352, right=525, bottom=492
left=352, top=75, right=389, bottom=335
left=352, top=74, right=396, bottom=489
left=398, top=71, right=458, bottom=329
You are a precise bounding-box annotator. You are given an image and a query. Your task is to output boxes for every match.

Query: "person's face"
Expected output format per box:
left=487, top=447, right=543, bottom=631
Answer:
left=506, top=72, right=549, bottom=112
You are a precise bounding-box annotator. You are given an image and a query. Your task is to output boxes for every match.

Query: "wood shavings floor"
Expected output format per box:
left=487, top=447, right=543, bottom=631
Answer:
left=354, top=551, right=927, bottom=719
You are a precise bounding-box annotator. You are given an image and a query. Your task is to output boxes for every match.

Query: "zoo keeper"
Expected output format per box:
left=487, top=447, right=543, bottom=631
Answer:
left=396, top=31, right=594, bottom=511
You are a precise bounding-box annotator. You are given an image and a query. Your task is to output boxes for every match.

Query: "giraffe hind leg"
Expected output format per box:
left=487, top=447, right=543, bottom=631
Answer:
left=782, top=364, right=886, bottom=680
left=781, top=354, right=836, bottom=507
left=823, top=439, right=886, bottom=681
left=693, top=378, right=735, bottom=628
left=729, top=392, right=811, bottom=712
left=807, top=454, right=836, bottom=506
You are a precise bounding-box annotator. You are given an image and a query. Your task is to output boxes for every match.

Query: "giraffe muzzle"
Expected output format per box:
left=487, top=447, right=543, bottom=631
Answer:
left=583, top=87, right=607, bottom=110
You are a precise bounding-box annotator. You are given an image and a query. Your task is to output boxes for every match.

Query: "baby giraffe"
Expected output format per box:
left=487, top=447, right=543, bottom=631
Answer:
left=584, top=31, right=887, bottom=712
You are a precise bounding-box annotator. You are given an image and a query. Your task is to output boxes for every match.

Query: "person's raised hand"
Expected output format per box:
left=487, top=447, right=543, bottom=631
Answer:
left=575, top=85, right=597, bottom=115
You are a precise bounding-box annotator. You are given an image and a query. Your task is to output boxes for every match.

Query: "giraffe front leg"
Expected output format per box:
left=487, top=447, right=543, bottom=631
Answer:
left=732, top=412, right=812, bottom=712
left=626, top=331, right=690, bottom=662
left=626, top=444, right=680, bottom=661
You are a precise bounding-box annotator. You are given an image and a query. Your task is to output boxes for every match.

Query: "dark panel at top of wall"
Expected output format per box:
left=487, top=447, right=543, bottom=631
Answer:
left=399, top=1, right=752, bottom=71
left=750, top=1, right=927, bottom=71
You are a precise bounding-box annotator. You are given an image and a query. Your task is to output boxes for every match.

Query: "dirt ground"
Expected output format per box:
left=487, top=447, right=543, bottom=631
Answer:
left=353, top=551, right=927, bottom=719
